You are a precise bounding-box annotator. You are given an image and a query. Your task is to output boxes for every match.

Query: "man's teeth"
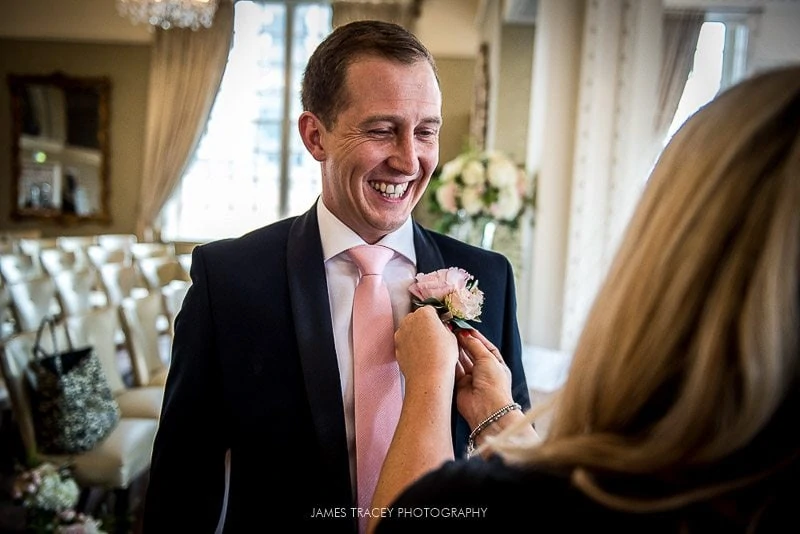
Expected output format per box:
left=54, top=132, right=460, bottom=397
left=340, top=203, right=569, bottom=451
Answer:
left=370, top=181, right=409, bottom=199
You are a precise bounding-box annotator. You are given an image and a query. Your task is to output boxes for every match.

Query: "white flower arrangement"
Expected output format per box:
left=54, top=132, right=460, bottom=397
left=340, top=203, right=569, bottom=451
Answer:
left=13, top=463, right=79, bottom=512
left=12, top=463, right=107, bottom=534
left=430, top=149, right=535, bottom=235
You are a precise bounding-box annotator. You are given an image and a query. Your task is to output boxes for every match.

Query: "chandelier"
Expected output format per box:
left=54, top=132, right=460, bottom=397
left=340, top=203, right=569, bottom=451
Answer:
left=116, top=0, right=219, bottom=31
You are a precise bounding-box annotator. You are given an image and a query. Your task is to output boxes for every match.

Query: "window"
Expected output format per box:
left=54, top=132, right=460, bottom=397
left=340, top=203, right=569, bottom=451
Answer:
left=666, top=14, right=751, bottom=142
left=161, top=1, right=332, bottom=242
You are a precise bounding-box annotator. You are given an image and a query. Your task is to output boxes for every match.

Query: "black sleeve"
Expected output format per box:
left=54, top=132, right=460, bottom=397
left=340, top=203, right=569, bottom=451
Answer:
left=142, top=246, right=229, bottom=532
left=376, top=457, right=530, bottom=532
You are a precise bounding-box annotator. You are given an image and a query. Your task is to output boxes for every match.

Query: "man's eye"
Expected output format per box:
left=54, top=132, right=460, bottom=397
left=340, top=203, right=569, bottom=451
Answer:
left=369, top=129, right=392, bottom=136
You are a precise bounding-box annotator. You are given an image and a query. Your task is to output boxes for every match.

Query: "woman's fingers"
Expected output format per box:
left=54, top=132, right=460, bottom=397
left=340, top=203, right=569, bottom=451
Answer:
left=455, top=359, right=466, bottom=380
left=459, top=347, right=474, bottom=373
left=458, top=329, right=505, bottom=365
left=469, top=329, right=505, bottom=364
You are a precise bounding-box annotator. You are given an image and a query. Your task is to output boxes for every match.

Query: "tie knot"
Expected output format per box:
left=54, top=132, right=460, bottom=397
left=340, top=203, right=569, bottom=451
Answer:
left=348, top=245, right=394, bottom=276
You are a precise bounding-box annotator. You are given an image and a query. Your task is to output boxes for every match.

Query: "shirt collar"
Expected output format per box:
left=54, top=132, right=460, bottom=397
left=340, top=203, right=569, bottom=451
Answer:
left=317, top=198, right=417, bottom=265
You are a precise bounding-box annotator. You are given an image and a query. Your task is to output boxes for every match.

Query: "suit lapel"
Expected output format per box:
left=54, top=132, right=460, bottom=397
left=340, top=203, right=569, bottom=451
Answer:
left=287, top=205, right=352, bottom=501
left=413, top=222, right=446, bottom=273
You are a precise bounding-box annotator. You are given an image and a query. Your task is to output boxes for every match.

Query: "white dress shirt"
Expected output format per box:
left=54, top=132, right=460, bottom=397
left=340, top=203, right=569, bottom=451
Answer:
left=316, top=199, right=418, bottom=497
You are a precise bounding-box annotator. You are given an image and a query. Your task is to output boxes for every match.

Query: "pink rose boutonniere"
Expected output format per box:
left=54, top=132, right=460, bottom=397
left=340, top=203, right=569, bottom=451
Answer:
left=409, top=267, right=484, bottom=330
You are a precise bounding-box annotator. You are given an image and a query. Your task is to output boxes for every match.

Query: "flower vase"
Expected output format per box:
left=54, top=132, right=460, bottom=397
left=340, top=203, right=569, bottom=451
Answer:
left=448, top=214, right=497, bottom=250
left=479, top=219, right=497, bottom=250
left=449, top=210, right=472, bottom=244
left=467, top=218, right=496, bottom=250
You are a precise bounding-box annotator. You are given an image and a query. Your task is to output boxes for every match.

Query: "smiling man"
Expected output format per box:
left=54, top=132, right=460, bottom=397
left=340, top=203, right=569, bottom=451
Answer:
left=143, top=20, right=530, bottom=534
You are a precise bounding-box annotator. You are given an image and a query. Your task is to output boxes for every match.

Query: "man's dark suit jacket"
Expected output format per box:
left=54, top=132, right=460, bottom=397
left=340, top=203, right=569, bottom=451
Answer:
left=143, top=204, right=530, bottom=533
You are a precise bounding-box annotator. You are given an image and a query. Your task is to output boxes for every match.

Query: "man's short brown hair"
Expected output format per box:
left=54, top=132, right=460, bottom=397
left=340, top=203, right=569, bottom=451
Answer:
left=301, top=19, right=439, bottom=130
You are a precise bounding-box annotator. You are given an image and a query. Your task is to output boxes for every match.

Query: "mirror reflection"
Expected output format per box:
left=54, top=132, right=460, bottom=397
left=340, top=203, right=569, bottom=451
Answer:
left=8, top=72, right=111, bottom=223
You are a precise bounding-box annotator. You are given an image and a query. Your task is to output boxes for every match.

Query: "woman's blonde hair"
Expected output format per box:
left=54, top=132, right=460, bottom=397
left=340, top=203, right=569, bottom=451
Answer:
left=495, top=66, right=800, bottom=512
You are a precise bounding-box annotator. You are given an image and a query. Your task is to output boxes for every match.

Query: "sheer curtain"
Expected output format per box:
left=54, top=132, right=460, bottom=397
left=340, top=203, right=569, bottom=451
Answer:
left=160, top=2, right=332, bottom=242
left=653, top=10, right=705, bottom=139
left=135, top=0, right=234, bottom=240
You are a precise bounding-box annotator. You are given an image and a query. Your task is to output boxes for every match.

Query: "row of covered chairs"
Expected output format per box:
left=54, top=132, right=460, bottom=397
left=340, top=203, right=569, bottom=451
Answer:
left=0, top=235, right=192, bottom=342
left=0, top=234, right=190, bottom=286
left=0, top=263, right=190, bottom=341
left=0, top=290, right=176, bottom=527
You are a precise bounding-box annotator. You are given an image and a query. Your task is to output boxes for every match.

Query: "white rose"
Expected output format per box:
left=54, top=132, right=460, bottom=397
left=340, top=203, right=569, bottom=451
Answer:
left=487, top=156, right=518, bottom=188
left=439, top=155, right=466, bottom=182
left=461, top=186, right=485, bottom=216
left=491, top=186, right=523, bottom=221
left=460, top=159, right=486, bottom=187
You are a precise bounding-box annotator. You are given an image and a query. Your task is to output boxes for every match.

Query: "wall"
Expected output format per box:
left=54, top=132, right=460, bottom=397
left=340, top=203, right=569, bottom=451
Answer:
left=0, top=0, right=481, bottom=238
left=436, top=58, right=476, bottom=163
left=495, top=23, right=535, bottom=163
left=0, top=39, right=151, bottom=237
left=749, top=2, right=800, bottom=72
left=416, top=0, right=481, bottom=58
left=0, top=0, right=153, bottom=44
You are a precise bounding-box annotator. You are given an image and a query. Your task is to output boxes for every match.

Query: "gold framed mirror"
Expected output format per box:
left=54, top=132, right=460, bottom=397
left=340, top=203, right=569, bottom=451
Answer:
left=7, top=72, right=111, bottom=223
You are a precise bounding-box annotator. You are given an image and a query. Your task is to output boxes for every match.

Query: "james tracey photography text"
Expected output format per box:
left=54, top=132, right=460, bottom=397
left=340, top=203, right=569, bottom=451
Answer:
left=309, top=507, right=488, bottom=519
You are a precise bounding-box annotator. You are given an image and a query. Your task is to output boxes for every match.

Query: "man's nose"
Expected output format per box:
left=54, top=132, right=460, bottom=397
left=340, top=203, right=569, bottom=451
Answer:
left=387, top=134, right=420, bottom=176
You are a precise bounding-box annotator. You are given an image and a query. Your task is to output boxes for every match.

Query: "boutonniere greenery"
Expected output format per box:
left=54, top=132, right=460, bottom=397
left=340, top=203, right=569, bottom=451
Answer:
left=408, top=267, right=484, bottom=330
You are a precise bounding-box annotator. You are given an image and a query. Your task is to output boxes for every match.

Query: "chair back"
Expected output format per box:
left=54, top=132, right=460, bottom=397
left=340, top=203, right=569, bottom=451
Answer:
left=56, top=236, right=96, bottom=269
left=161, top=280, right=191, bottom=335
left=17, top=238, right=58, bottom=261
left=56, top=235, right=98, bottom=252
left=0, top=253, right=44, bottom=284
left=119, top=292, right=166, bottom=387
left=131, top=242, right=175, bottom=264
left=1, top=284, right=16, bottom=339
left=0, top=230, right=40, bottom=255
left=137, top=256, right=190, bottom=291
left=99, top=263, right=147, bottom=306
left=64, top=306, right=127, bottom=396
left=7, top=276, right=60, bottom=332
left=39, top=248, right=86, bottom=277
left=0, top=323, right=71, bottom=460
left=53, top=268, right=103, bottom=316
left=87, top=244, right=131, bottom=269
left=97, top=234, right=138, bottom=253
left=177, top=253, right=192, bottom=277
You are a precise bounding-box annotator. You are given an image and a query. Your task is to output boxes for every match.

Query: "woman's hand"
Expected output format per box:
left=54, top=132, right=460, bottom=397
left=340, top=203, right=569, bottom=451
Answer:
left=395, top=305, right=459, bottom=383
left=370, top=305, right=459, bottom=532
left=455, top=328, right=516, bottom=431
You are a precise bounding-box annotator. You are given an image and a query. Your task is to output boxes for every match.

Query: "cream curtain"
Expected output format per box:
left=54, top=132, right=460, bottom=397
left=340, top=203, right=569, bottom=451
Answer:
left=135, top=0, right=234, bottom=240
left=332, top=0, right=423, bottom=31
left=653, top=10, right=705, bottom=137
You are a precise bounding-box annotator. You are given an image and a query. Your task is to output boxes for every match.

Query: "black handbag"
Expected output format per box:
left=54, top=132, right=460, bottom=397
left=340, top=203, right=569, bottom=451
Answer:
left=29, top=315, right=121, bottom=454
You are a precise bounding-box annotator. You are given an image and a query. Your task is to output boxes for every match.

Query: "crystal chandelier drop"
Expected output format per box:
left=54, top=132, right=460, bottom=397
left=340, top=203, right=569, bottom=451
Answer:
left=116, top=0, right=219, bottom=31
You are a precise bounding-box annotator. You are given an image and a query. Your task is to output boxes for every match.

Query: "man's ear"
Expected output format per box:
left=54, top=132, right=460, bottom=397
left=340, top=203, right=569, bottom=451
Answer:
left=298, top=111, right=326, bottom=162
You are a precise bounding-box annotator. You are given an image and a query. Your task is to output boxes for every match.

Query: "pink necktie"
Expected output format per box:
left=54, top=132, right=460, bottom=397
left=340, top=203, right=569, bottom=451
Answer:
left=348, top=245, right=402, bottom=532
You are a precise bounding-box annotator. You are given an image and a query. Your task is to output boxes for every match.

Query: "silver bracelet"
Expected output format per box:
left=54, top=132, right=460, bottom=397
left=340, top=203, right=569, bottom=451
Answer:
left=465, top=402, right=522, bottom=458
